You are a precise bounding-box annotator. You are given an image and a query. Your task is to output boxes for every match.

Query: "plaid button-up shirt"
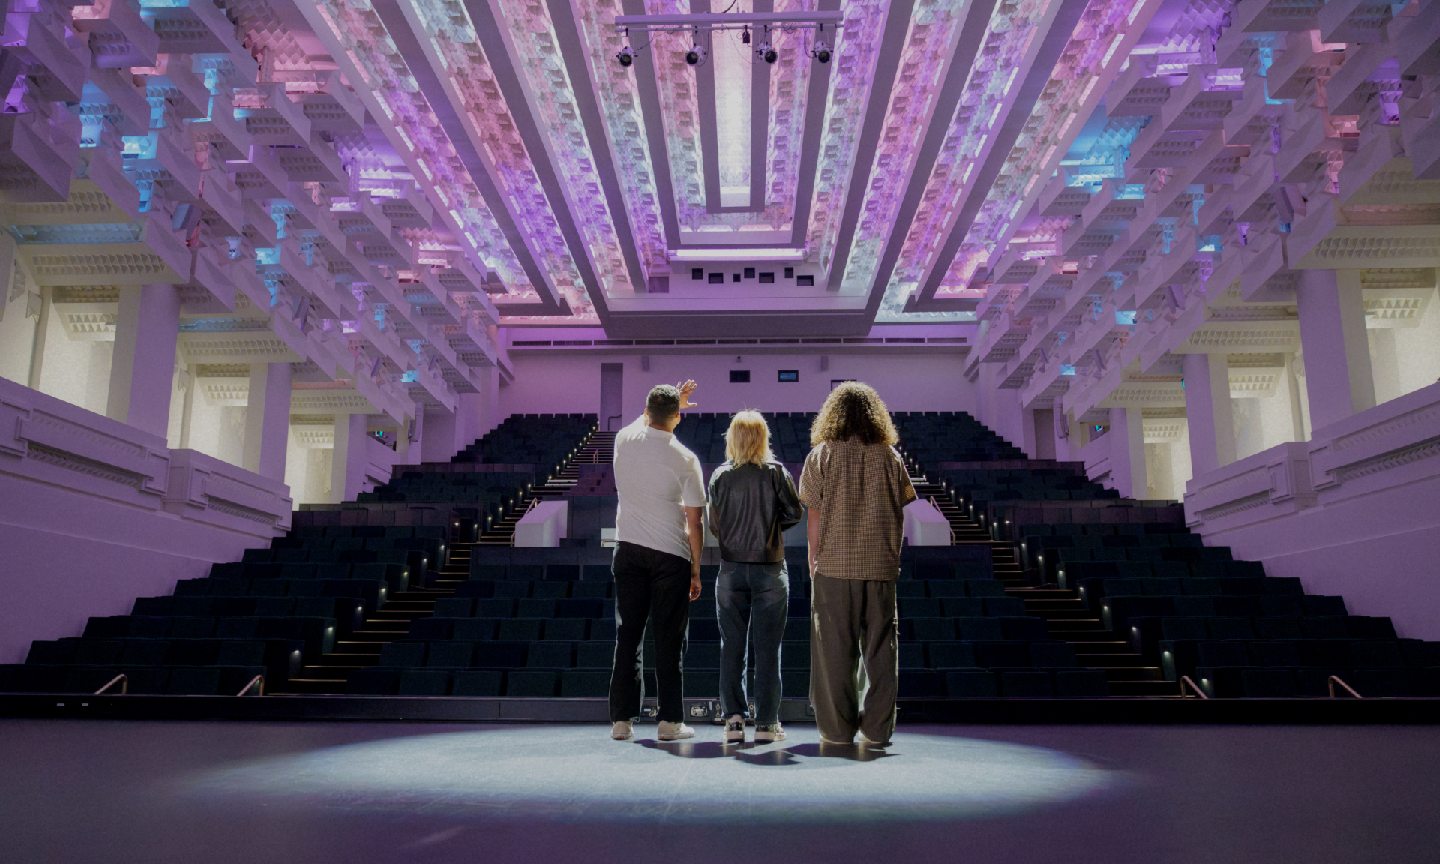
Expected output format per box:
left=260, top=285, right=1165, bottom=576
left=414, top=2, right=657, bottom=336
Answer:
left=798, top=439, right=917, bottom=581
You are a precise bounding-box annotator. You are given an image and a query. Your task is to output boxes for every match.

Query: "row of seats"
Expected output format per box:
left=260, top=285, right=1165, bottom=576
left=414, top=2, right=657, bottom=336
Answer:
left=344, top=666, right=1108, bottom=699
left=0, top=664, right=267, bottom=696
left=22, top=636, right=302, bottom=686
left=1195, top=665, right=1440, bottom=698
left=1162, top=638, right=1439, bottom=675
left=408, top=614, right=1055, bottom=645
left=434, top=592, right=1026, bottom=622
left=379, top=637, right=1077, bottom=671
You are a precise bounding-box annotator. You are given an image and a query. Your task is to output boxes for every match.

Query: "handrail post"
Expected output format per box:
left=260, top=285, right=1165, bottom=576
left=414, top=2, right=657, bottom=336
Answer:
left=94, top=673, right=128, bottom=695
left=1328, top=675, right=1363, bottom=699
left=1179, top=675, right=1208, bottom=699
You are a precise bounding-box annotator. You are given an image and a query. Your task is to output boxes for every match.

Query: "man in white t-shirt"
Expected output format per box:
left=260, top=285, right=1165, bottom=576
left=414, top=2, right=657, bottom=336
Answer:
left=609, top=380, right=706, bottom=742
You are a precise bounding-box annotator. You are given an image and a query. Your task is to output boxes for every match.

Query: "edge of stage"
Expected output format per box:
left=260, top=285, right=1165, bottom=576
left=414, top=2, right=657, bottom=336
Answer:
left=4, top=694, right=1440, bottom=724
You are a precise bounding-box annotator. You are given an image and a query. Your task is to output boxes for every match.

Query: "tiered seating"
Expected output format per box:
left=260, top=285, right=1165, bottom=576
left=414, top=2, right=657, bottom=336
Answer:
left=892, top=412, right=1026, bottom=463
left=452, top=414, right=595, bottom=465
left=1, top=526, right=437, bottom=695
left=938, top=466, right=1121, bottom=516
left=13, top=407, right=1429, bottom=702
left=0, top=417, right=598, bottom=696
left=345, top=546, right=1106, bottom=699
left=670, top=412, right=813, bottom=465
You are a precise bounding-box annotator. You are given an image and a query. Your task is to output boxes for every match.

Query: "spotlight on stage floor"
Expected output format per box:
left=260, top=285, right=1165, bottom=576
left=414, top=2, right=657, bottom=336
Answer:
left=188, top=726, right=1119, bottom=823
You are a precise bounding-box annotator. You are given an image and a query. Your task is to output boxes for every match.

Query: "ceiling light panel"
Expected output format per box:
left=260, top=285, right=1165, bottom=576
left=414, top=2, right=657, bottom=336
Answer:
left=307, top=0, right=534, bottom=302
left=836, top=0, right=970, bottom=297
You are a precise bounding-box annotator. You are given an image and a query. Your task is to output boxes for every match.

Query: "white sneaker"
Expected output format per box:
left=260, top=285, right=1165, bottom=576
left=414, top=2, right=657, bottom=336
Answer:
left=611, top=720, right=633, bottom=740
left=723, top=715, right=746, bottom=743
left=858, top=732, right=890, bottom=748
left=657, top=720, right=695, bottom=741
left=754, top=723, right=786, bottom=743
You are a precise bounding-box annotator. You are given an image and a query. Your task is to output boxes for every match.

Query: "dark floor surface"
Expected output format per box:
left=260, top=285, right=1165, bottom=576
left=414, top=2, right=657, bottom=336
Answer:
left=2, top=720, right=1438, bottom=864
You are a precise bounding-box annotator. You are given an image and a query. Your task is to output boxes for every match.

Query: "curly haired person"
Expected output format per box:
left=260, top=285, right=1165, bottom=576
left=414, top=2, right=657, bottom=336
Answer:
left=798, top=382, right=916, bottom=747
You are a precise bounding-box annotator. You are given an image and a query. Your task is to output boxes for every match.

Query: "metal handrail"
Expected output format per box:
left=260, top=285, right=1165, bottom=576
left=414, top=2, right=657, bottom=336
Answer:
left=1328, top=675, right=1363, bottom=699
left=94, top=674, right=127, bottom=695
left=606, top=413, right=622, bottom=431
left=1179, top=675, right=1209, bottom=699
left=237, top=675, right=266, bottom=697
left=927, top=495, right=956, bottom=545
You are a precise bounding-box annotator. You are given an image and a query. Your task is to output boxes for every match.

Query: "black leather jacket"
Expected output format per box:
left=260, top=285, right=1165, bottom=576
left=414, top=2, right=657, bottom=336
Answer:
left=706, top=461, right=803, bottom=564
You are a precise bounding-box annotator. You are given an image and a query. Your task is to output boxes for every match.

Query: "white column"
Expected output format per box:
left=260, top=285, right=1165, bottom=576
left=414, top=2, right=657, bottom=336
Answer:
left=420, top=405, right=460, bottom=463
left=107, top=284, right=180, bottom=437
left=1367, top=328, right=1401, bottom=405
left=1297, top=269, right=1375, bottom=430
left=330, top=413, right=370, bottom=504
left=1108, top=406, right=1147, bottom=499
left=1183, top=353, right=1237, bottom=477
left=242, top=362, right=292, bottom=481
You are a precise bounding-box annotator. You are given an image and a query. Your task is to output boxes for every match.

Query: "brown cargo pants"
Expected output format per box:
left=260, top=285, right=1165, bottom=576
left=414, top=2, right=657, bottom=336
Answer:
left=809, top=573, right=898, bottom=744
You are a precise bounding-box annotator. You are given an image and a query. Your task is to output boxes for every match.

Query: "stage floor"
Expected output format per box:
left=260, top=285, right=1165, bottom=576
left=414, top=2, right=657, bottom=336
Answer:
left=3, top=720, right=1437, bottom=864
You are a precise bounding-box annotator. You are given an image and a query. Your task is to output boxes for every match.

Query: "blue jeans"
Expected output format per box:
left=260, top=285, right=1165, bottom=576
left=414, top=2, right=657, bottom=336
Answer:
left=716, top=561, right=788, bottom=725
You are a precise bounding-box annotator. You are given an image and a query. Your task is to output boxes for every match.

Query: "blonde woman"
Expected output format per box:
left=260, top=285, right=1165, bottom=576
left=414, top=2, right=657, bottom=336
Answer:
left=798, top=382, right=916, bottom=747
left=706, top=411, right=802, bottom=743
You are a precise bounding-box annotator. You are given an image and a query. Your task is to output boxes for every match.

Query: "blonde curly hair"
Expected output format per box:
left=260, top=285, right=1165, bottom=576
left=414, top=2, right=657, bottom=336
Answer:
left=810, top=381, right=899, bottom=446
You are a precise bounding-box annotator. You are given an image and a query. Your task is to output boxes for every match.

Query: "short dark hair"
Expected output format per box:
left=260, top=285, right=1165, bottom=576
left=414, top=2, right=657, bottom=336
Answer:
left=645, top=384, right=681, bottom=421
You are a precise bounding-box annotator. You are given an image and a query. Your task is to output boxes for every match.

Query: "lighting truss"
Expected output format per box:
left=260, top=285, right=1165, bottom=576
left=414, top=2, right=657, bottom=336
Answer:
left=613, top=11, right=843, bottom=37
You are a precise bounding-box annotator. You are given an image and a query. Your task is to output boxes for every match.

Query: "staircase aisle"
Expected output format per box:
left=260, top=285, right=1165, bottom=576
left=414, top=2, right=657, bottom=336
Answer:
left=271, top=543, right=473, bottom=695
left=910, top=475, right=1180, bottom=698
left=477, top=429, right=614, bottom=546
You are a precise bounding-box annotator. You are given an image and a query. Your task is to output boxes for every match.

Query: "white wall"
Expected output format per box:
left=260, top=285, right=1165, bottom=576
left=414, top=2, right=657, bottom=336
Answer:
left=1370, top=287, right=1440, bottom=404
left=35, top=299, right=112, bottom=416
left=185, top=387, right=246, bottom=466
left=1232, top=368, right=1304, bottom=461
left=500, top=351, right=977, bottom=426
left=0, top=286, right=38, bottom=386
left=285, top=434, right=334, bottom=506
left=1144, top=428, right=1192, bottom=502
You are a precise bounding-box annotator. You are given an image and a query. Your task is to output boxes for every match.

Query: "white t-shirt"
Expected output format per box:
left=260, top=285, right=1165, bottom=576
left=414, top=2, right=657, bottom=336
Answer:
left=613, top=418, right=706, bottom=561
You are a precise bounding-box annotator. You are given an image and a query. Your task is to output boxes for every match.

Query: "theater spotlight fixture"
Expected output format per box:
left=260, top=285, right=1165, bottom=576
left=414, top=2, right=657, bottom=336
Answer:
left=810, top=23, right=831, bottom=63
left=615, top=27, right=637, bottom=68
left=615, top=10, right=842, bottom=70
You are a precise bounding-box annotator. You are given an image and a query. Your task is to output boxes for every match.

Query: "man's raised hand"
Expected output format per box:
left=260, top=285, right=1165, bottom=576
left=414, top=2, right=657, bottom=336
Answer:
left=676, top=379, right=699, bottom=410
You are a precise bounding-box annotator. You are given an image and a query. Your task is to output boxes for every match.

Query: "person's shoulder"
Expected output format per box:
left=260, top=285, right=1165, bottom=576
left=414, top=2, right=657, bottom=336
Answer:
left=615, top=419, right=645, bottom=441
left=670, top=437, right=701, bottom=463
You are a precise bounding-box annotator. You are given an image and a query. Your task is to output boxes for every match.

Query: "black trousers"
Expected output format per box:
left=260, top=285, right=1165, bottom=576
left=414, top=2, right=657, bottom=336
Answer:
left=609, top=541, right=691, bottom=722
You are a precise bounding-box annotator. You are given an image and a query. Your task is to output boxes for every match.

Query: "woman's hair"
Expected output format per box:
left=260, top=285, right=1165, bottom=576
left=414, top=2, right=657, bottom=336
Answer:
left=725, top=410, right=775, bottom=466
left=810, top=381, right=899, bottom=446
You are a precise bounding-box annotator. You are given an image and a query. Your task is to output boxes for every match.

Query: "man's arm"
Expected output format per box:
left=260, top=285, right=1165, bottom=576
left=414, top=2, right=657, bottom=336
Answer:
left=806, top=507, right=821, bottom=573
left=685, top=506, right=704, bottom=601
left=777, top=467, right=803, bottom=531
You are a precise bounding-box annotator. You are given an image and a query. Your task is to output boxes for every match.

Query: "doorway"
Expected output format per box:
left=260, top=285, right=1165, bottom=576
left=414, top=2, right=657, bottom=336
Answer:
left=600, top=363, right=624, bottom=430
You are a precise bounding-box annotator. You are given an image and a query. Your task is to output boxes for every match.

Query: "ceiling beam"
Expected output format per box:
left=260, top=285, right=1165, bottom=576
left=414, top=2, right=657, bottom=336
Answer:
left=372, top=0, right=569, bottom=315
left=855, top=0, right=998, bottom=320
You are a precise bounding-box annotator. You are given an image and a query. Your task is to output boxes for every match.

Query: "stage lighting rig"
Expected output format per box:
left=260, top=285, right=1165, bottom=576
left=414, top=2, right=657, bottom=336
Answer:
left=614, top=27, right=639, bottom=68
left=810, top=24, right=831, bottom=64
left=614, top=10, right=841, bottom=68
left=757, top=26, right=777, bottom=64
left=685, top=30, right=708, bottom=66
